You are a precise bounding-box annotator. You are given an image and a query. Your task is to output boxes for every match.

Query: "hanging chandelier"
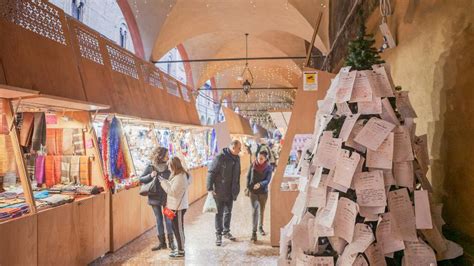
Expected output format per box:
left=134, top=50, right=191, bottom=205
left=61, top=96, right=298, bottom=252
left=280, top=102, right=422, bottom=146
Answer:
left=240, top=33, right=254, bottom=95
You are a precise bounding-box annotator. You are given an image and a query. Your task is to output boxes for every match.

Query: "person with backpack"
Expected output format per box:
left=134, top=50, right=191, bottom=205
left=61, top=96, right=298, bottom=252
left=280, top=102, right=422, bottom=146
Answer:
left=159, top=156, right=190, bottom=258
left=246, top=150, right=272, bottom=242
left=139, top=147, right=175, bottom=251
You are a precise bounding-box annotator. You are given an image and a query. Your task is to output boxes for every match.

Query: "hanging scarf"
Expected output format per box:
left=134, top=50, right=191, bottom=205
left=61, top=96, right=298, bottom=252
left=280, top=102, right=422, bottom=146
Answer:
left=109, top=117, right=127, bottom=180
left=101, top=118, right=113, bottom=188
left=253, top=160, right=267, bottom=174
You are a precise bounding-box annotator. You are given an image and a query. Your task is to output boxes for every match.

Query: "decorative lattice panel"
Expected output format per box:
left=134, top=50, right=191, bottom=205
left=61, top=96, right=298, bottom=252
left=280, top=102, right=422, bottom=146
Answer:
left=106, top=45, right=138, bottom=79
left=0, top=0, right=67, bottom=45
left=180, top=86, right=191, bottom=102
left=74, top=27, right=103, bottom=65
left=163, top=75, right=181, bottom=97
left=141, top=64, right=163, bottom=89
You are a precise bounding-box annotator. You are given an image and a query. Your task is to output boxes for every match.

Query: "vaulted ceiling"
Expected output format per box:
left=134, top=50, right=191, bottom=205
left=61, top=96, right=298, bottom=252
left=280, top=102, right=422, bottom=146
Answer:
left=127, top=0, right=330, bottom=115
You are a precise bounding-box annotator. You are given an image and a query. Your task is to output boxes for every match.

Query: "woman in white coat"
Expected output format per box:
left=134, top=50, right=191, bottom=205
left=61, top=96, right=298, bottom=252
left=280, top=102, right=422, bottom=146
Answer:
left=159, top=156, right=190, bottom=258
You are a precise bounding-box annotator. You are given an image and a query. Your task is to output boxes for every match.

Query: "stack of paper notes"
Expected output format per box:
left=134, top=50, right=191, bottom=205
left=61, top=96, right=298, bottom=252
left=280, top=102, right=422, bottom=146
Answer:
left=278, top=65, right=463, bottom=266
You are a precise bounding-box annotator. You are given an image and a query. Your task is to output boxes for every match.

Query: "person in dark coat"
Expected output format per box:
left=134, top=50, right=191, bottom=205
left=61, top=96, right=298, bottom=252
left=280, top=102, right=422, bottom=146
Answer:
left=207, top=140, right=242, bottom=246
left=139, top=147, right=175, bottom=251
left=247, top=150, right=272, bottom=242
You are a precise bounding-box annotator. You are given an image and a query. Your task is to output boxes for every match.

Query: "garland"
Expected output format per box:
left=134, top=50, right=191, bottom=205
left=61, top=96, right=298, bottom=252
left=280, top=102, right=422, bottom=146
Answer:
left=109, top=117, right=127, bottom=180
left=101, top=119, right=113, bottom=189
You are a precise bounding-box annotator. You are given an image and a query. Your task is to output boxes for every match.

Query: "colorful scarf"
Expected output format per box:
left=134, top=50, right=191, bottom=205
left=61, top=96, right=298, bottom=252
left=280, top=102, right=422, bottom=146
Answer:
left=72, top=129, right=85, bottom=155
left=79, top=156, right=90, bottom=185
left=253, top=160, right=267, bottom=174
left=109, top=117, right=127, bottom=180
left=53, top=156, right=62, bottom=185
left=60, top=156, right=71, bottom=184
left=70, top=156, right=80, bottom=184
left=25, top=154, right=36, bottom=181
left=44, top=156, right=55, bottom=187
left=35, top=155, right=45, bottom=185
left=101, top=118, right=112, bottom=188
left=31, top=113, right=46, bottom=152
left=62, top=128, right=74, bottom=155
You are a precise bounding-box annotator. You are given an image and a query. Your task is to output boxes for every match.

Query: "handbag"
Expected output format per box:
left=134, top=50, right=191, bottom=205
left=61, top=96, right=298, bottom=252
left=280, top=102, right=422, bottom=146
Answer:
left=162, top=180, right=187, bottom=220
left=139, top=177, right=156, bottom=196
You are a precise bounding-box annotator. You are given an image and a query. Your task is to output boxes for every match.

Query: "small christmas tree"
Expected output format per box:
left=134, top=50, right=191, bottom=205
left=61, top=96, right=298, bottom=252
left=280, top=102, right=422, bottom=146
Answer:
left=345, top=22, right=384, bottom=71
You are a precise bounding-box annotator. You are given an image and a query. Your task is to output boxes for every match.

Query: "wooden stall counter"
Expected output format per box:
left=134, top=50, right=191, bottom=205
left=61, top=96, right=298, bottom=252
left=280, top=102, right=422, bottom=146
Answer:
left=0, top=214, right=38, bottom=266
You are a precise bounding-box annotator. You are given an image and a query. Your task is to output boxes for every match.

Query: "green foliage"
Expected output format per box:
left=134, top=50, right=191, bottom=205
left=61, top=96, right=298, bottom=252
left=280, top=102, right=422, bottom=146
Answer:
left=345, top=23, right=385, bottom=70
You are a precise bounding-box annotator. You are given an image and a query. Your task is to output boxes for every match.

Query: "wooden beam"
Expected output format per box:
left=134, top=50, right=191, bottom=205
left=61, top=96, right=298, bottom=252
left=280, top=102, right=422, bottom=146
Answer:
left=2, top=99, right=36, bottom=213
left=305, top=11, right=324, bottom=67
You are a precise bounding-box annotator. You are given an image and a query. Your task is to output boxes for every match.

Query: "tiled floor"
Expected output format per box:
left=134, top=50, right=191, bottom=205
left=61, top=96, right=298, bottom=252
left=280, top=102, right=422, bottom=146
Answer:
left=92, top=192, right=279, bottom=265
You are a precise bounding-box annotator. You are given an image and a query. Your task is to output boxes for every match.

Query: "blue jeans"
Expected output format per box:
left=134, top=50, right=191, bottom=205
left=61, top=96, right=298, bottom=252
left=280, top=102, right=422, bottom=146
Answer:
left=151, top=205, right=173, bottom=236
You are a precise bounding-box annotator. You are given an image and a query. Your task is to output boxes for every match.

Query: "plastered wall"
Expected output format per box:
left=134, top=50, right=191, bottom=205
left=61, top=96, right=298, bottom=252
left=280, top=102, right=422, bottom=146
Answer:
left=367, top=0, right=474, bottom=239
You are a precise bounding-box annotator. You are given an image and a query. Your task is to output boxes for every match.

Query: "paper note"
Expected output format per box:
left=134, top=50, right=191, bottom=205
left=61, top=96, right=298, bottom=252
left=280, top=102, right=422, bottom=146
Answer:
left=415, top=190, right=433, bottom=229
left=365, top=243, right=387, bottom=266
left=315, top=210, right=335, bottom=237
left=393, top=126, right=414, bottom=162
left=421, top=225, right=448, bottom=254
left=358, top=96, right=382, bottom=114
left=403, top=239, right=437, bottom=266
left=354, top=170, right=387, bottom=207
left=336, top=102, right=353, bottom=116
left=414, top=134, right=430, bottom=174
left=310, top=166, right=324, bottom=188
left=336, top=71, right=356, bottom=103
left=334, top=197, right=358, bottom=243
left=291, top=192, right=307, bottom=219
left=293, top=224, right=311, bottom=253
left=354, top=117, right=396, bottom=151
left=337, top=223, right=374, bottom=266
left=314, top=132, right=342, bottom=170
left=333, top=150, right=360, bottom=189
left=352, top=254, right=369, bottom=266
left=414, top=166, right=433, bottom=192
left=297, top=254, right=334, bottom=266
left=327, top=170, right=349, bottom=193
left=366, top=132, right=394, bottom=169
left=318, top=98, right=336, bottom=115
left=338, top=114, right=360, bottom=142
left=376, top=213, right=405, bottom=254
left=436, top=239, right=464, bottom=261
left=359, top=206, right=385, bottom=218
left=350, top=70, right=373, bottom=102
left=318, top=191, right=339, bottom=228
left=395, top=91, right=417, bottom=118
left=345, top=120, right=367, bottom=153
left=328, top=236, right=347, bottom=255
left=393, top=161, right=414, bottom=188
left=380, top=98, right=400, bottom=125
left=388, top=189, right=417, bottom=241
left=307, top=186, right=327, bottom=208
left=382, top=169, right=396, bottom=187
left=371, top=65, right=394, bottom=97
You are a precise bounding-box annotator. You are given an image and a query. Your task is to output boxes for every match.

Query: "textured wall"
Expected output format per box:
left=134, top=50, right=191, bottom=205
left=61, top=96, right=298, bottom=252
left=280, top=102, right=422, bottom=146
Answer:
left=366, top=0, right=474, bottom=239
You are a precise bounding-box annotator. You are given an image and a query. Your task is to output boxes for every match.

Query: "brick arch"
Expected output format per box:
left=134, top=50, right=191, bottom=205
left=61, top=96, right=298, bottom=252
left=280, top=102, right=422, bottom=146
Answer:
left=116, top=0, right=145, bottom=59
left=176, top=43, right=195, bottom=88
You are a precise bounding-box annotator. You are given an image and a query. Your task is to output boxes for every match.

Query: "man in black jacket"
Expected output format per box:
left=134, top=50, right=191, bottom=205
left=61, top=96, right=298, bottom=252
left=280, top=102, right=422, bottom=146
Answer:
left=207, top=139, right=241, bottom=246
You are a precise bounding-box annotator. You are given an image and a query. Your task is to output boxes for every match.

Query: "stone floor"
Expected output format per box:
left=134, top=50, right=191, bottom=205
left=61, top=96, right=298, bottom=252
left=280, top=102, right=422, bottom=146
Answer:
left=91, top=192, right=279, bottom=266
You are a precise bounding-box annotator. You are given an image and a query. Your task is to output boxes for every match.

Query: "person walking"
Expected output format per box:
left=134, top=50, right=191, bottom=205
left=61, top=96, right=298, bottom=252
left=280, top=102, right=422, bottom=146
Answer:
left=246, top=150, right=272, bottom=242
left=207, top=139, right=241, bottom=246
left=159, top=156, right=190, bottom=258
left=139, top=147, right=175, bottom=251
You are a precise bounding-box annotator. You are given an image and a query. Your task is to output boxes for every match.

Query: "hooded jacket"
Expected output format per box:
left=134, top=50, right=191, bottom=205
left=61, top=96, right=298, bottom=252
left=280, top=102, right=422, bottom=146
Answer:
left=206, top=148, right=241, bottom=201
left=139, top=163, right=170, bottom=206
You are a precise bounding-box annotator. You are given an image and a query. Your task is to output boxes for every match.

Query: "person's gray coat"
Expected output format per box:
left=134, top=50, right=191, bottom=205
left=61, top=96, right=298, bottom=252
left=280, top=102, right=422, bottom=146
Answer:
left=206, top=148, right=241, bottom=201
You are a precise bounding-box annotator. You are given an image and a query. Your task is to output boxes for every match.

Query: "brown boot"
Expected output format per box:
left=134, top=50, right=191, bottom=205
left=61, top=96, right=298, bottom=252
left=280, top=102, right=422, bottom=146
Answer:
left=151, top=235, right=167, bottom=251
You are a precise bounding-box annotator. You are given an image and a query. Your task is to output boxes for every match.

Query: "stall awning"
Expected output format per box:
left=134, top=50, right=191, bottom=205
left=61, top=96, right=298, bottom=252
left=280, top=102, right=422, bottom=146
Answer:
left=0, top=84, right=38, bottom=99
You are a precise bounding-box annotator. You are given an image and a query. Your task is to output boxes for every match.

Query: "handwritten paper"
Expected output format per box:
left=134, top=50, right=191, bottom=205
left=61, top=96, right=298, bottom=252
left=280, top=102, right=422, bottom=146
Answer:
left=358, top=96, right=382, bottom=114
left=310, top=166, right=323, bottom=188
left=314, top=132, right=342, bottom=170
left=339, top=114, right=360, bottom=142
left=380, top=98, right=400, bottom=125
left=333, top=150, right=360, bottom=189
left=327, top=170, right=349, bottom=193
left=336, top=102, right=353, bottom=116
left=334, top=197, right=358, bottom=243
left=291, top=191, right=307, bottom=219
left=307, top=186, right=327, bottom=208
left=388, top=189, right=417, bottom=241
left=354, top=170, right=387, bottom=207
left=366, top=132, right=394, bottom=169
left=328, top=236, right=347, bottom=255
left=297, top=254, right=334, bottom=266
left=382, top=169, right=396, bottom=187
left=395, top=91, right=417, bottom=118
left=314, top=210, right=335, bottom=237
left=354, top=117, right=395, bottom=151
left=345, top=120, right=367, bottom=153
left=337, top=223, right=374, bottom=266
left=352, top=254, right=369, bottom=266
left=376, top=213, right=405, bottom=254
left=415, top=190, right=433, bottom=229
left=318, top=192, right=339, bottom=228
left=414, top=134, right=430, bottom=174
left=393, top=161, right=414, bottom=188
left=350, top=70, right=373, bottom=102
left=371, top=65, right=394, bottom=97
left=336, top=71, right=356, bottom=103
left=403, top=239, right=437, bottom=266
left=393, top=126, right=414, bottom=162
left=365, top=243, right=387, bottom=266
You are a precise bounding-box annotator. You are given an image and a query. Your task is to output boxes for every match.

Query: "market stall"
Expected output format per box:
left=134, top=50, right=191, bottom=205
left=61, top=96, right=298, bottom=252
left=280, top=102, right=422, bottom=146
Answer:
left=95, top=114, right=215, bottom=251
left=0, top=86, right=110, bottom=265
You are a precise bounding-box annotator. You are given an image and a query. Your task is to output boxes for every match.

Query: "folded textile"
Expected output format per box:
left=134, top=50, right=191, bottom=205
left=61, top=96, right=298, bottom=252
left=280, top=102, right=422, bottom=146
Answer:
left=76, top=185, right=101, bottom=195
left=31, top=113, right=46, bottom=152
left=60, top=156, right=71, bottom=184
left=73, top=129, right=85, bottom=155
left=33, top=190, right=49, bottom=199
left=19, top=112, right=34, bottom=147
left=39, top=194, right=74, bottom=207
left=70, top=156, right=80, bottom=184
left=62, top=128, right=74, bottom=155
left=35, top=155, right=45, bottom=185
left=79, top=156, right=90, bottom=185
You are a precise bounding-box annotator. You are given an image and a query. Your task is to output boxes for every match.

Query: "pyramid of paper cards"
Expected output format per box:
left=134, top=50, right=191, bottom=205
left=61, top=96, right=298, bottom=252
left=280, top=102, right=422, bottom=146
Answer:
left=278, top=64, right=463, bottom=266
